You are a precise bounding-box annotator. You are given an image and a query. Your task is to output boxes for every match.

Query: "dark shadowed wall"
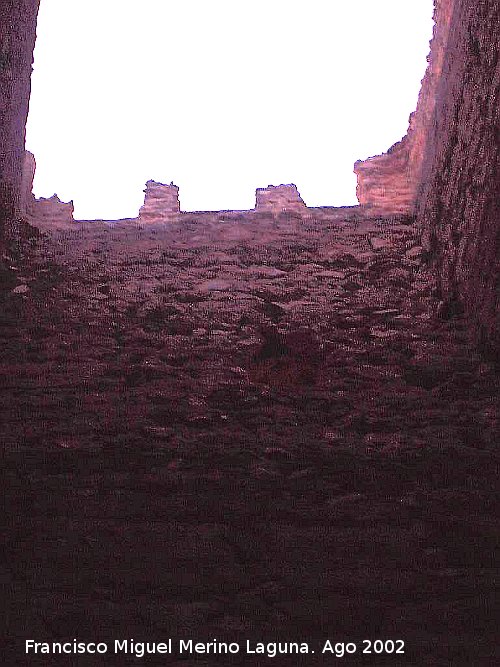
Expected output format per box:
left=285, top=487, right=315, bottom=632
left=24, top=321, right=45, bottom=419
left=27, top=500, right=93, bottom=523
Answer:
left=418, top=0, right=500, bottom=356
left=0, top=0, right=40, bottom=244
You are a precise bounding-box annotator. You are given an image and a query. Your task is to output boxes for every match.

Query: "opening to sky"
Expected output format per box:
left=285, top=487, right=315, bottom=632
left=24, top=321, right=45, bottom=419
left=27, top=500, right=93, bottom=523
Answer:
left=26, top=0, right=435, bottom=220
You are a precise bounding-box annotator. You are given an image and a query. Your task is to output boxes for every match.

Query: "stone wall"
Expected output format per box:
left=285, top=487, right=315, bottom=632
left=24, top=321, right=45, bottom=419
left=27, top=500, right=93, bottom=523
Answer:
left=20, top=151, right=75, bottom=226
left=354, top=0, right=499, bottom=354
left=354, top=0, right=456, bottom=215
left=255, top=184, right=306, bottom=214
left=138, top=180, right=181, bottom=222
left=0, top=1, right=40, bottom=244
left=21, top=150, right=37, bottom=218
left=0, top=0, right=498, bottom=354
left=31, top=194, right=75, bottom=225
left=418, top=0, right=500, bottom=356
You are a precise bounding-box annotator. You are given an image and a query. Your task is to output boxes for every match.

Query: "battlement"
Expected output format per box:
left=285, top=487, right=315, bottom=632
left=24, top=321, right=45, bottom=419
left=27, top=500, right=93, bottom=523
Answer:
left=138, top=180, right=181, bottom=221
left=255, top=184, right=307, bottom=214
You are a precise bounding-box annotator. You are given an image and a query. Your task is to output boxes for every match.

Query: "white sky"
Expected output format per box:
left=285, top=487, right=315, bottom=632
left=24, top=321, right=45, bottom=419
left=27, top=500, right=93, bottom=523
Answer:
left=26, top=0, right=434, bottom=219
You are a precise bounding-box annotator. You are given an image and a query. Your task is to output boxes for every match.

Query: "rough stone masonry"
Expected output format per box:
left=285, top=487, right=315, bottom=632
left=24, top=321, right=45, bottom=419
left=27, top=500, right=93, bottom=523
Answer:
left=0, top=0, right=40, bottom=244
left=355, top=0, right=499, bottom=356
left=0, top=4, right=499, bottom=664
left=1, top=0, right=497, bottom=352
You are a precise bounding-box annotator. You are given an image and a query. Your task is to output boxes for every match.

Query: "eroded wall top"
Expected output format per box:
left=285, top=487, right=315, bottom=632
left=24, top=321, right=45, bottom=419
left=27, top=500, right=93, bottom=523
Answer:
left=0, top=0, right=40, bottom=242
left=354, top=0, right=456, bottom=215
left=139, top=180, right=181, bottom=222
left=255, top=184, right=307, bottom=214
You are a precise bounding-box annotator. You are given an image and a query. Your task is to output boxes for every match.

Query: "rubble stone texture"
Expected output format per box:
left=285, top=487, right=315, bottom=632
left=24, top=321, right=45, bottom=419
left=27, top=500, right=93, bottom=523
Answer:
left=0, top=0, right=40, bottom=244
left=418, top=0, right=500, bottom=357
left=2, top=210, right=499, bottom=665
left=354, top=0, right=456, bottom=215
left=0, top=1, right=499, bottom=663
left=31, top=193, right=75, bottom=225
left=138, top=179, right=181, bottom=221
left=255, top=184, right=307, bottom=213
left=21, top=150, right=36, bottom=217
left=20, top=151, right=75, bottom=227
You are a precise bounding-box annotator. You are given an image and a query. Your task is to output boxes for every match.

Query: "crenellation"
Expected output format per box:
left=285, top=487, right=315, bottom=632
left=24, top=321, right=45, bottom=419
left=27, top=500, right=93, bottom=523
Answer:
left=0, top=4, right=499, bottom=659
left=138, top=180, right=181, bottom=221
left=0, top=0, right=498, bottom=357
left=255, top=184, right=307, bottom=214
left=21, top=150, right=75, bottom=226
left=32, top=194, right=75, bottom=225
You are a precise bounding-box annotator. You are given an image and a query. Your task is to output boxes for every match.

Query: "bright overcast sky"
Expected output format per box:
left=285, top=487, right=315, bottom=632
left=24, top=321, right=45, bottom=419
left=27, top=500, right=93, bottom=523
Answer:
left=26, top=0, right=434, bottom=219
